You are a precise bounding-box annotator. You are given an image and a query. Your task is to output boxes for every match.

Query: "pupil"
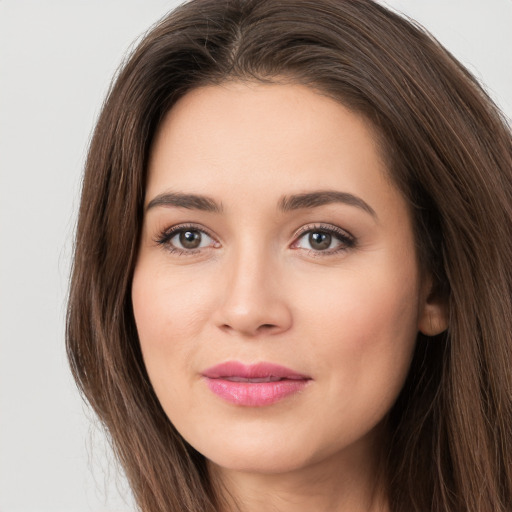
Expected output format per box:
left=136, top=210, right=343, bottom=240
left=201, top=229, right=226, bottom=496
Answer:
left=180, top=230, right=201, bottom=249
left=309, top=232, right=331, bottom=250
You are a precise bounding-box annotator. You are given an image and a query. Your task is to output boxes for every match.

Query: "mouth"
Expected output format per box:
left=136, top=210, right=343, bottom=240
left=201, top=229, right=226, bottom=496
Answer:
left=201, top=361, right=311, bottom=407
left=221, top=376, right=291, bottom=383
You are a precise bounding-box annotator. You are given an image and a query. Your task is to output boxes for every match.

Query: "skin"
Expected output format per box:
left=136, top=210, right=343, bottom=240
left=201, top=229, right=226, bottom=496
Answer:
left=132, top=82, right=447, bottom=512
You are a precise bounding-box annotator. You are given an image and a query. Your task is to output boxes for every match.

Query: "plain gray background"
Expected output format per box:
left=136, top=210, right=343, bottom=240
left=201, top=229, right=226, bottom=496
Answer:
left=1, top=1, right=511, bottom=511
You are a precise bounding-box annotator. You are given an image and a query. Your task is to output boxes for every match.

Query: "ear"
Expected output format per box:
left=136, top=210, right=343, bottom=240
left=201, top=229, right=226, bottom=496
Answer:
left=418, top=276, right=449, bottom=336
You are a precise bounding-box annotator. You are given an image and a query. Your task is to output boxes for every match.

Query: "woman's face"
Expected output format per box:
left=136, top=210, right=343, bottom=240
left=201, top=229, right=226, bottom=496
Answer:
left=132, top=82, right=439, bottom=475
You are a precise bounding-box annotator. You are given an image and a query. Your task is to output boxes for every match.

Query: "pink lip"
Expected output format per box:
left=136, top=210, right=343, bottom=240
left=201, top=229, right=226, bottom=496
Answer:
left=202, top=361, right=311, bottom=407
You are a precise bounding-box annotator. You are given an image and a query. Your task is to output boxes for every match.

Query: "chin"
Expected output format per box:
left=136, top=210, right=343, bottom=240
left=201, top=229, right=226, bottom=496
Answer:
left=205, top=443, right=315, bottom=475
left=184, top=418, right=356, bottom=478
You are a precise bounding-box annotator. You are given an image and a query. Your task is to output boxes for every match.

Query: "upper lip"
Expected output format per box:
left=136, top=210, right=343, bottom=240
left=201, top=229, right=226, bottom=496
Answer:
left=202, top=361, right=310, bottom=381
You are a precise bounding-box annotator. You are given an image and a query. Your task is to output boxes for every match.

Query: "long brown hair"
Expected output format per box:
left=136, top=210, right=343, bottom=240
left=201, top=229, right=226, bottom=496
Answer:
left=66, top=1, right=512, bottom=510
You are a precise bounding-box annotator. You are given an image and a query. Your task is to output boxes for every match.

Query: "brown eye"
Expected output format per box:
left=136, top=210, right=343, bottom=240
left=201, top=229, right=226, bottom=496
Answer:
left=179, top=230, right=202, bottom=249
left=157, top=226, right=217, bottom=253
left=293, top=225, right=355, bottom=254
left=308, top=232, right=332, bottom=250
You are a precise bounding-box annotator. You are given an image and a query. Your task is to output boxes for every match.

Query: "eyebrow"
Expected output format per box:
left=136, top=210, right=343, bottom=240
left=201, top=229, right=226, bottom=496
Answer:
left=146, top=192, right=223, bottom=213
left=146, top=189, right=376, bottom=218
left=278, top=190, right=377, bottom=217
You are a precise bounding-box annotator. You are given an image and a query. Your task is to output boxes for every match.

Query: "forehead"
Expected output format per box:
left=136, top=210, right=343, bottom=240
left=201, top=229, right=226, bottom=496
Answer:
left=146, top=81, right=399, bottom=217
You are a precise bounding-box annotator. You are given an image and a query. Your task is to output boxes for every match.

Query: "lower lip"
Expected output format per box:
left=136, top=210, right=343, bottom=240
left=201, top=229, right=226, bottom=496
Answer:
left=204, top=378, right=309, bottom=406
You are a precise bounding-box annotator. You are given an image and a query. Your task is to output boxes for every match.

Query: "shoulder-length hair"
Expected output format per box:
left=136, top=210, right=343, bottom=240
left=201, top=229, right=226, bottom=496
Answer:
left=66, top=1, right=512, bottom=511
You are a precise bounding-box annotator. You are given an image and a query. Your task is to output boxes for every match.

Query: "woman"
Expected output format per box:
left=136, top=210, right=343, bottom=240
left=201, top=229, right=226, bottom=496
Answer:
left=66, top=0, right=512, bottom=511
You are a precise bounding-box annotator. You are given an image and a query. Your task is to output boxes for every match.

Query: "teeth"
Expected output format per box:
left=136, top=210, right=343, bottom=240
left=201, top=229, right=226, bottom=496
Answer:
left=224, top=376, right=282, bottom=383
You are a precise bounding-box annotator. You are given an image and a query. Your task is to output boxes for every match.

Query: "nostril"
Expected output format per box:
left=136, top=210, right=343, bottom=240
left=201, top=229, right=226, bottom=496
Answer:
left=214, top=298, right=293, bottom=336
left=258, top=323, right=278, bottom=331
left=221, top=323, right=278, bottom=335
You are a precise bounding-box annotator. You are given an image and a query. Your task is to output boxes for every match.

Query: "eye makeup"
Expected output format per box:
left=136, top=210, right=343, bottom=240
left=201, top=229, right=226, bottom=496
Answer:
left=291, top=223, right=356, bottom=256
left=154, top=223, right=219, bottom=256
left=153, top=221, right=356, bottom=258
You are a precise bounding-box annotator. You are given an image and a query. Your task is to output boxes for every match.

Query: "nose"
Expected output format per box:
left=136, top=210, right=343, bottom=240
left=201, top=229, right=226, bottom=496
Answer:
left=213, top=246, right=293, bottom=337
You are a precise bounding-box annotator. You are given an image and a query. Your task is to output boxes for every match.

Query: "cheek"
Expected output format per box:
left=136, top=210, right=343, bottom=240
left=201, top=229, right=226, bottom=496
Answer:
left=301, top=260, right=419, bottom=338
left=133, top=258, right=215, bottom=338
left=131, top=260, right=216, bottom=391
left=296, top=259, right=420, bottom=413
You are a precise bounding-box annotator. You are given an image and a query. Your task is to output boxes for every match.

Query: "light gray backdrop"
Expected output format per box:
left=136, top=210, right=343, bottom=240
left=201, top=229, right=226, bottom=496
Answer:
left=0, top=1, right=511, bottom=511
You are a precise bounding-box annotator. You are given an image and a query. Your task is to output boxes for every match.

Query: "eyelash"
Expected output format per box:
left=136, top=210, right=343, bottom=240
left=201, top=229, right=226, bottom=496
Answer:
left=154, top=223, right=356, bottom=256
left=154, top=223, right=218, bottom=256
left=292, top=223, right=356, bottom=255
